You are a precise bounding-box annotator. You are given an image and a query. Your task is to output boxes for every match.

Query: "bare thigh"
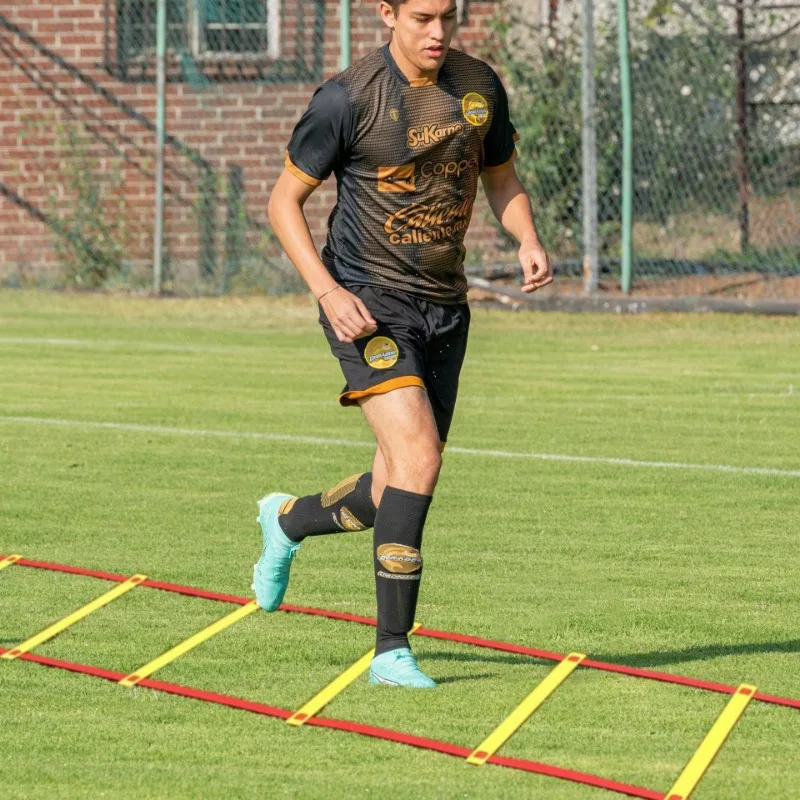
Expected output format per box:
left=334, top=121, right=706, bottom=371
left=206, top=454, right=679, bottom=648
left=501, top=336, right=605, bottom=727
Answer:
left=360, top=386, right=442, bottom=499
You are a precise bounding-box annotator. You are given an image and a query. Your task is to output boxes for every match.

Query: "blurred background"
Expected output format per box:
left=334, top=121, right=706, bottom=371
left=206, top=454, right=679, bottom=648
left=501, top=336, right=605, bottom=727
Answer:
left=1, top=0, right=798, bottom=300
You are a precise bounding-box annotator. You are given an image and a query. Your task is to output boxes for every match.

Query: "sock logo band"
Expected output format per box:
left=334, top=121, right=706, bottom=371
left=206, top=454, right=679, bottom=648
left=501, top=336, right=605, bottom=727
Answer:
left=376, top=543, right=422, bottom=574
left=339, top=506, right=366, bottom=532
left=377, top=571, right=421, bottom=581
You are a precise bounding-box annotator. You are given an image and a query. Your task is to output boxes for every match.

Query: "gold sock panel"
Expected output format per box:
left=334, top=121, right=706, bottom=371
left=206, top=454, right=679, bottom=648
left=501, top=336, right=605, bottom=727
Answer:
left=279, top=497, right=298, bottom=516
left=320, top=474, right=362, bottom=508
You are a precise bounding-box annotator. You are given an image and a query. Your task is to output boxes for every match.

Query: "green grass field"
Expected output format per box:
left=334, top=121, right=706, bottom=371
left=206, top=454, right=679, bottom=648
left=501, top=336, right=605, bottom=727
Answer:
left=1, top=290, right=798, bottom=799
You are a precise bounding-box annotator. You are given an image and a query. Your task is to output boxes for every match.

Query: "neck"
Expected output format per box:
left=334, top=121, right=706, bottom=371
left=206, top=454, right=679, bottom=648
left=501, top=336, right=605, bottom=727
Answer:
left=388, top=37, right=440, bottom=83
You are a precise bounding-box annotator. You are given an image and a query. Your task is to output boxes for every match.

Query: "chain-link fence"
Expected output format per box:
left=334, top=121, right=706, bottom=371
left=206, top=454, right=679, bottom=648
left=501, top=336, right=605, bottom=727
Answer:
left=1, top=1, right=798, bottom=300
left=491, top=1, right=800, bottom=300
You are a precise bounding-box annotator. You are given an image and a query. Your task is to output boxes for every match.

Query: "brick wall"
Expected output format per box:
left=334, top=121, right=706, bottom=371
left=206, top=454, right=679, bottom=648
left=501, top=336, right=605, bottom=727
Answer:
left=0, top=0, right=509, bottom=284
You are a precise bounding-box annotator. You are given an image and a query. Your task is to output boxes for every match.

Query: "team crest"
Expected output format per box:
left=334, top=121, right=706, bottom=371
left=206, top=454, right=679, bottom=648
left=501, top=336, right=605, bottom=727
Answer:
left=389, top=108, right=400, bottom=122
left=363, top=336, right=399, bottom=369
left=462, top=92, right=489, bottom=126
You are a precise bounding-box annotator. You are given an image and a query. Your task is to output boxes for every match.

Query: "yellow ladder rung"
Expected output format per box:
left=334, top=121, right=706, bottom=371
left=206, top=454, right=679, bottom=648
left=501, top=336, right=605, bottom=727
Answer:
left=2, top=574, right=147, bottom=660
left=287, top=623, right=422, bottom=726
left=665, top=684, right=756, bottom=800
left=120, top=600, right=260, bottom=686
left=467, top=652, right=587, bottom=766
left=0, top=554, right=22, bottom=571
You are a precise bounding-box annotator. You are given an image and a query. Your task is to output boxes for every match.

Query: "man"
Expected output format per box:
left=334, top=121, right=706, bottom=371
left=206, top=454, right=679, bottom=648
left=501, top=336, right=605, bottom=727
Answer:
left=255, top=0, right=552, bottom=688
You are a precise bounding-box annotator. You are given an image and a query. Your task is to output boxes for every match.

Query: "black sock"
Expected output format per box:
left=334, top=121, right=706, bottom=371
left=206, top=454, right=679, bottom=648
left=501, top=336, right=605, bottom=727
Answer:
left=278, top=472, right=378, bottom=542
left=373, top=486, right=432, bottom=656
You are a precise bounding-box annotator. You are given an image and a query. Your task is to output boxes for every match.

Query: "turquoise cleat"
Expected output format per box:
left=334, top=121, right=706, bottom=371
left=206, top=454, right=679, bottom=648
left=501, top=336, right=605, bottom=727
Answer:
left=369, top=647, right=437, bottom=688
left=252, top=492, right=300, bottom=611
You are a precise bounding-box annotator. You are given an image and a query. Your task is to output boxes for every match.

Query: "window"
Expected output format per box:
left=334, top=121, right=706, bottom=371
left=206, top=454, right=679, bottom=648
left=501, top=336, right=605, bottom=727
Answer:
left=115, top=0, right=279, bottom=67
left=199, top=0, right=279, bottom=58
left=110, top=0, right=323, bottom=83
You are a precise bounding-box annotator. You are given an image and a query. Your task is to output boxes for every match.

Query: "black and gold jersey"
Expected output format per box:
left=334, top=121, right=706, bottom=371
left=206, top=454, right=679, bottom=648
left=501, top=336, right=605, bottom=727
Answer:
left=285, top=45, right=518, bottom=304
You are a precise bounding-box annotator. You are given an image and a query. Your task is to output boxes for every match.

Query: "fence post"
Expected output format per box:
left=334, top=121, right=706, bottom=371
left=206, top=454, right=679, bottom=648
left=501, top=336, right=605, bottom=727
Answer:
left=735, top=2, right=750, bottom=253
left=223, top=164, right=245, bottom=292
left=582, top=0, right=598, bottom=295
left=152, top=0, right=166, bottom=295
left=198, top=166, right=217, bottom=282
left=617, top=0, right=633, bottom=294
left=340, top=0, right=350, bottom=70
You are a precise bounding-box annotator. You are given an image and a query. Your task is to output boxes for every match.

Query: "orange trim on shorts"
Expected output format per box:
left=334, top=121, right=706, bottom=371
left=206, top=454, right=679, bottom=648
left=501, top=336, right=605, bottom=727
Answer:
left=339, top=376, right=426, bottom=406
left=284, top=151, right=323, bottom=187
left=482, top=149, right=518, bottom=174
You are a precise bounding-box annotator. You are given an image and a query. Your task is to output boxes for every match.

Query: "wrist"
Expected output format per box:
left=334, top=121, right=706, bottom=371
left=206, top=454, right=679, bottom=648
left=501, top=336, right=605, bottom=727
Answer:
left=315, top=284, right=341, bottom=301
left=520, top=233, right=543, bottom=249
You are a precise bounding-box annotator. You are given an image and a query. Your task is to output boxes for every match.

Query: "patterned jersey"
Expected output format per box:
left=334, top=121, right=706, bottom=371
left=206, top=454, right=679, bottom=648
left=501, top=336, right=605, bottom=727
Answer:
left=285, top=44, right=518, bottom=304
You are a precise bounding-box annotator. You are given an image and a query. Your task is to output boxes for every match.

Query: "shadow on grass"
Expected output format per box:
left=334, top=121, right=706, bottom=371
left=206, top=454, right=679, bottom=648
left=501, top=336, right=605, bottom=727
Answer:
left=421, top=640, right=800, bottom=673
left=435, top=672, right=499, bottom=685
left=421, top=651, right=548, bottom=667
left=594, top=639, right=800, bottom=668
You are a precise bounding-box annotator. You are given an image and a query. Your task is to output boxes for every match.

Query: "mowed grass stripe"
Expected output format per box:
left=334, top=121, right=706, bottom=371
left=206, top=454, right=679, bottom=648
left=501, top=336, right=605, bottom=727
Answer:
left=1, top=415, right=798, bottom=478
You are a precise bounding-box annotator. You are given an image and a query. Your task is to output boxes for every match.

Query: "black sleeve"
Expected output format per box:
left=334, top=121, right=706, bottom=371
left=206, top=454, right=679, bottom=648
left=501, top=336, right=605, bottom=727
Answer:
left=285, top=80, right=353, bottom=185
left=482, top=70, right=518, bottom=170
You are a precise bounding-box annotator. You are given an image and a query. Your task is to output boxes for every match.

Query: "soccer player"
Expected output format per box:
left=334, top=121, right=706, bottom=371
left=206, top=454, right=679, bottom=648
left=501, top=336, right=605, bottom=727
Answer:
left=254, top=0, right=552, bottom=687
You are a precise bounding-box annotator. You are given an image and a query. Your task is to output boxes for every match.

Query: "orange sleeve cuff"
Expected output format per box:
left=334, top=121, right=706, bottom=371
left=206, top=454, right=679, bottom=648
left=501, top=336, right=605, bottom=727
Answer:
left=284, top=151, right=323, bottom=187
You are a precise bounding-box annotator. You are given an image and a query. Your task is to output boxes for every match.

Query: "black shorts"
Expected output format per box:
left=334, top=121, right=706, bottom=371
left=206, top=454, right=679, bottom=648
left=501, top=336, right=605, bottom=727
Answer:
left=318, top=285, right=470, bottom=445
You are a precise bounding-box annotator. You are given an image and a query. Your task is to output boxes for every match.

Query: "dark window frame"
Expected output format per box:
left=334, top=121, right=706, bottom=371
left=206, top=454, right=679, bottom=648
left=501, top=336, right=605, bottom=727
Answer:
left=105, top=0, right=324, bottom=83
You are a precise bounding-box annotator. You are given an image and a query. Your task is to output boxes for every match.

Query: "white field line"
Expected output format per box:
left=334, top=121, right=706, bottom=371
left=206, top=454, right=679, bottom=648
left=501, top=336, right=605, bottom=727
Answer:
left=0, top=337, right=243, bottom=355
left=1, top=415, right=798, bottom=478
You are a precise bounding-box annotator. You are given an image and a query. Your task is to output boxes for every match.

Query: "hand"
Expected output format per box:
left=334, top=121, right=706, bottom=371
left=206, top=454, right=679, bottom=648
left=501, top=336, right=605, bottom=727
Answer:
left=519, top=239, right=554, bottom=293
left=319, top=287, right=378, bottom=343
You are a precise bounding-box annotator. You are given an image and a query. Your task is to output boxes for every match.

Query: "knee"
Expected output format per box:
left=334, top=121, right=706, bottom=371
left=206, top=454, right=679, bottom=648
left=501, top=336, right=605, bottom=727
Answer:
left=387, top=445, right=441, bottom=494
left=417, top=447, right=443, bottom=483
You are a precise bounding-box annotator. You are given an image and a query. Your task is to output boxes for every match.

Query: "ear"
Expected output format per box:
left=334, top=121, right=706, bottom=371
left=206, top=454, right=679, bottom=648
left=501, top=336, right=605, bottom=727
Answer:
left=378, top=1, right=396, bottom=29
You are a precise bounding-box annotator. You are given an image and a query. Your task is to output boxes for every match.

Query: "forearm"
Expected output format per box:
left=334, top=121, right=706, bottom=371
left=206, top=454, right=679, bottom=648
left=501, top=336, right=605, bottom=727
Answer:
left=485, top=173, right=541, bottom=246
left=267, top=195, right=337, bottom=299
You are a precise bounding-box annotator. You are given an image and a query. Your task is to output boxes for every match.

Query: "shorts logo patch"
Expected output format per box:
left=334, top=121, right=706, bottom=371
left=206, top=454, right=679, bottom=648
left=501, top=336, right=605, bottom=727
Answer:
left=363, top=336, right=399, bottom=369
left=376, top=543, right=422, bottom=574
left=462, top=92, right=489, bottom=126
left=378, top=164, right=415, bottom=193
left=389, top=108, right=400, bottom=122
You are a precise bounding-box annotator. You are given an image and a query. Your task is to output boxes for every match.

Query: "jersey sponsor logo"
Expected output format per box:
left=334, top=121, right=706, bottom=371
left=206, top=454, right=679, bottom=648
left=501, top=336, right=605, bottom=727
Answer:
left=462, top=92, right=489, bottom=126
left=421, top=156, right=479, bottom=179
left=363, top=336, right=399, bottom=369
left=407, top=122, right=464, bottom=148
left=384, top=198, right=472, bottom=244
left=376, top=543, right=423, bottom=574
left=378, top=164, right=416, bottom=193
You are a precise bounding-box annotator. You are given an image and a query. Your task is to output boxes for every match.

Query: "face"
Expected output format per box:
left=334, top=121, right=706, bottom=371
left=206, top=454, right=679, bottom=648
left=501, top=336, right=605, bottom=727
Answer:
left=380, top=0, right=459, bottom=74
